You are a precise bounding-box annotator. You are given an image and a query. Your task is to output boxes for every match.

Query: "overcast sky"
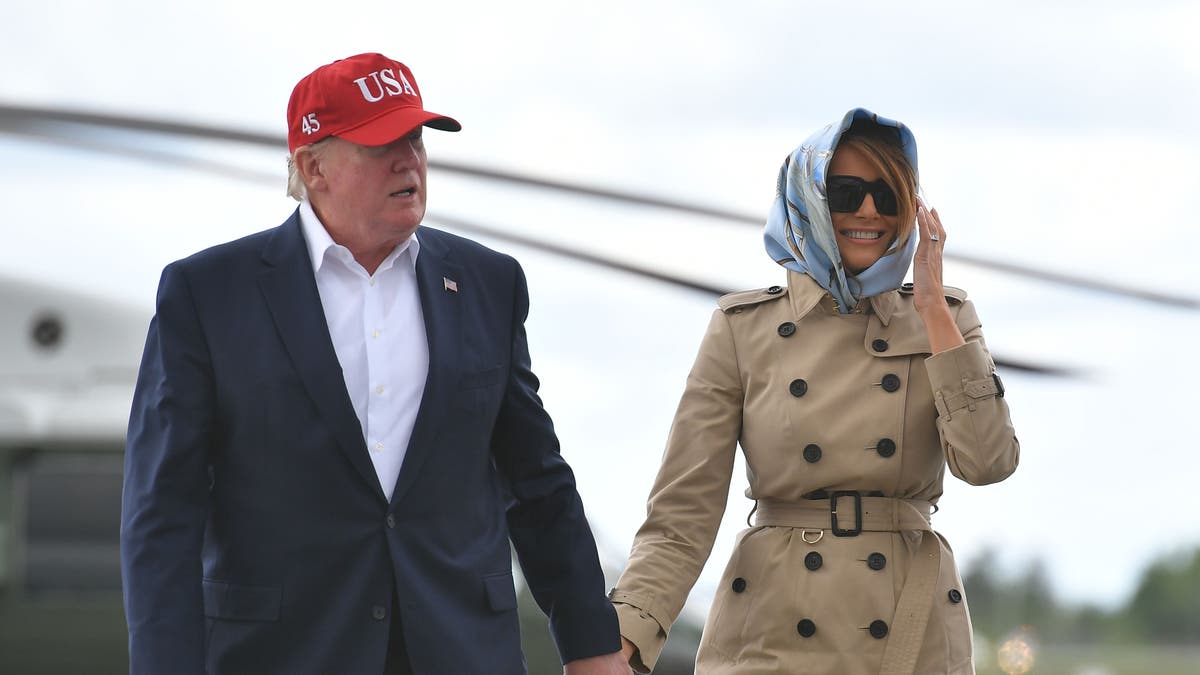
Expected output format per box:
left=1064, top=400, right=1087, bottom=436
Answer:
left=3, top=0, right=1199, bottom=616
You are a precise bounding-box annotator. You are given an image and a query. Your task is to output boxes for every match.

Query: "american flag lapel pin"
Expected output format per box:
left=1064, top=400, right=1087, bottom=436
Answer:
left=443, top=277, right=458, bottom=293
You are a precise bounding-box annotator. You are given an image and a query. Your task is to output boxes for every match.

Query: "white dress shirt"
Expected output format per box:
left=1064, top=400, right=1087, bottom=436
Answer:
left=299, top=200, right=428, bottom=501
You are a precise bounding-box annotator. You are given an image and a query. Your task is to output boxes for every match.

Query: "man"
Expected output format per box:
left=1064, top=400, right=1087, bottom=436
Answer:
left=121, top=52, right=629, bottom=675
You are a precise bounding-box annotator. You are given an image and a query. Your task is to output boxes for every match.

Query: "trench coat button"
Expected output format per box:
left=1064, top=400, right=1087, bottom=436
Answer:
left=803, top=444, right=822, bottom=463
left=732, top=577, right=747, bottom=593
left=869, top=620, right=889, bottom=639
left=797, top=619, right=816, bottom=637
left=872, top=338, right=889, bottom=353
left=372, top=605, right=387, bottom=621
left=881, top=374, right=901, bottom=392
left=778, top=322, right=797, bottom=337
left=804, top=552, right=823, bottom=571
left=789, top=379, right=808, bottom=397
left=949, top=589, right=963, bottom=604
left=767, top=285, right=783, bottom=295
left=386, top=514, right=396, bottom=529
left=867, top=552, right=887, bottom=570
left=876, top=438, right=896, bottom=458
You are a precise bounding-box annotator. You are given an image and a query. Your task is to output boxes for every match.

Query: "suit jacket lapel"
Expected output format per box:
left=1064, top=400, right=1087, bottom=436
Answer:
left=257, top=213, right=387, bottom=503
left=389, top=229, right=463, bottom=505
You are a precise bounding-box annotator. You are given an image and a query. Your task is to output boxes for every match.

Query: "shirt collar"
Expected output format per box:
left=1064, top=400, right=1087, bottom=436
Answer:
left=298, top=200, right=420, bottom=276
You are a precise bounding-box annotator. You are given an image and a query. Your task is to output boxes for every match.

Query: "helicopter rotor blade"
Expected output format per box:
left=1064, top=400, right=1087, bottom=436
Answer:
left=0, top=102, right=1194, bottom=310
left=2, top=117, right=1075, bottom=377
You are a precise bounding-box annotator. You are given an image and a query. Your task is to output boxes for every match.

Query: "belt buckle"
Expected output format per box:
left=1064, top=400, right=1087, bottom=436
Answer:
left=830, top=491, right=862, bottom=537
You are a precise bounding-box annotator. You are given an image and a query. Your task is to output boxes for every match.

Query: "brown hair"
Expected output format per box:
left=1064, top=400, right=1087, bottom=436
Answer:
left=836, top=131, right=917, bottom=250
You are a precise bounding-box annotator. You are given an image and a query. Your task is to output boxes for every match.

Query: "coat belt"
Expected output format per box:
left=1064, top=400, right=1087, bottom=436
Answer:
left=753, top=495, right=933, bottom=533
left=753, top=496, right=941, bottom=675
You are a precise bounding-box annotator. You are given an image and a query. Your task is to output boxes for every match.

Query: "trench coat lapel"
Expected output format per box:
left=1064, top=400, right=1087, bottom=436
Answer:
left=389, top=229, right=464, bottom=505
left=258, top=213, right=386, bottom=503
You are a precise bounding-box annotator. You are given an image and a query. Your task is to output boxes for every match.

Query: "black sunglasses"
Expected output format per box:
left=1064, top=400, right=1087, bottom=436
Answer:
left=826, top=175, right=899, bottom=216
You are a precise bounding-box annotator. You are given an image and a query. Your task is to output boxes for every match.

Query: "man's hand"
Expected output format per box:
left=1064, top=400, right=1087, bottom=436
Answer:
left=563, top=650, right=633, bottom=675
left=620, top=637, right=637, bottom=663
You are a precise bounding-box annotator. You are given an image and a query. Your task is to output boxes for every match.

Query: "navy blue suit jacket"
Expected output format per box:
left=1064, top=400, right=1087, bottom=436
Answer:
left=121, top=213, right=620, bottom=675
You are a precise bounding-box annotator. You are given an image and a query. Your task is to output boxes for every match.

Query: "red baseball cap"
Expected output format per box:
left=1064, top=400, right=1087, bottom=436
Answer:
left=286, top=52, right=461, bottom=152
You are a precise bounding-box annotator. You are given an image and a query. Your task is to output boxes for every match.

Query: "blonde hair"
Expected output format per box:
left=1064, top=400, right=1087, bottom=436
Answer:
left=286, top=137, right=334, bottom=201
left=837, top=132, right=918, bottom=246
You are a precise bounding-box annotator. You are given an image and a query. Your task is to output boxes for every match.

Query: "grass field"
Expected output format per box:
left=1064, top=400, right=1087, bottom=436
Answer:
left=974, top=642, right=1200, bottom=675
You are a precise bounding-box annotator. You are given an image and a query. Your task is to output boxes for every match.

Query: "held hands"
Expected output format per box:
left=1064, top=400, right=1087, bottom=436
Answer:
left=913, top=198, right=966, bottom=354
left=620, top=637, right=637, bottom=663
left=563, top=649, right=633, bottom=675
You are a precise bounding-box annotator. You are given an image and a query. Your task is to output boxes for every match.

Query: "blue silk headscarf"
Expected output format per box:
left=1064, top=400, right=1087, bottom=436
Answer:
left=763, top=108, right=919, bottom=313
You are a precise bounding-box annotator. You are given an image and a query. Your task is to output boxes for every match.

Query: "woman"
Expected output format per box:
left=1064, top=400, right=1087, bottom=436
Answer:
left=609, top=108, right=1019, bottom=675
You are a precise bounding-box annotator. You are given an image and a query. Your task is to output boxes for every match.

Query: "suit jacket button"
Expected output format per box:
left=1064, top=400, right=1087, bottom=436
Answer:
left=778, top=322, right=796, bottom=337
left=871, top=338, right=889, bottom=352
left=804, top=552, right=823, bottom=571
left=789, top=379, right=808, bottom=397
left=867, top=552, right=887, bottom=570
left=797, top=619, right=816, bottom=638
left=767, top=285, right=783, bottom=295
left=731, top=577, right=747, bottom=593
left=881, top=374, right=901, bottom=392
left=803, top=444, right=822, bottom=463
left=869, top=619, right=889, bottom=639
left=876, top=438, right=896, bottom=458
left=949, top=589, right=963, bottom=604
left=386, top=514, right=396, bottom=529
left=372, top=605, right=387, bottom=621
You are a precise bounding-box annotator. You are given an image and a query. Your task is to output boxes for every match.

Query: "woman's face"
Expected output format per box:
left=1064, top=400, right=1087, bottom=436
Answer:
left=827, top=144, right=899, bottom=275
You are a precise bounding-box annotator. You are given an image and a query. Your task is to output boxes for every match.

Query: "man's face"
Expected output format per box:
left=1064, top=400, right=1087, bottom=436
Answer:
left=315, top=128, right=428, bottom=247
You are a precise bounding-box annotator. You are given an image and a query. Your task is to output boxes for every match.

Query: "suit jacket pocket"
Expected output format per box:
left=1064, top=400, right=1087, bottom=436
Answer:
left=483, top=571, right=517, bottom=612
left=202, top=579, right=281, bottom=621
left=459, top=365, right=505, bottom=390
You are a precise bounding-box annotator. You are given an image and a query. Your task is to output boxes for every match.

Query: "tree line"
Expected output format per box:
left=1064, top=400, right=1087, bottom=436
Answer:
left=962, top=544, right=1200, bottom=644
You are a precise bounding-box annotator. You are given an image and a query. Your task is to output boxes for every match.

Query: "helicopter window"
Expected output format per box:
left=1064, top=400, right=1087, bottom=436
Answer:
left=11, top=450, right=123, bottom=594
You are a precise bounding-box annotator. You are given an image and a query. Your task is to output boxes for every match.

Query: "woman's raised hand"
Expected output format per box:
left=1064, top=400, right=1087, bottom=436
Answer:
left=912, top=196, right=947, bottom=317
left=912, top=197, right=966, bottom=353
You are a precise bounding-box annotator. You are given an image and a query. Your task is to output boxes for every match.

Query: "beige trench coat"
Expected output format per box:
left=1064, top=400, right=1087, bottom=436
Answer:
left=611, top=271, right=1019, bottom=674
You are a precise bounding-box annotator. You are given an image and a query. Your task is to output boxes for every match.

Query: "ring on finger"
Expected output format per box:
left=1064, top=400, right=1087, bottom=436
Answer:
left=929, top=234, right=940, bottom=242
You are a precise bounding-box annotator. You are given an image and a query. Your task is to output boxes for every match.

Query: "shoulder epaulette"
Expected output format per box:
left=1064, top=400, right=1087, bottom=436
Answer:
left=898, top=283, right=968, bottom=305
left=718, top=284, right=789, bottom=312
